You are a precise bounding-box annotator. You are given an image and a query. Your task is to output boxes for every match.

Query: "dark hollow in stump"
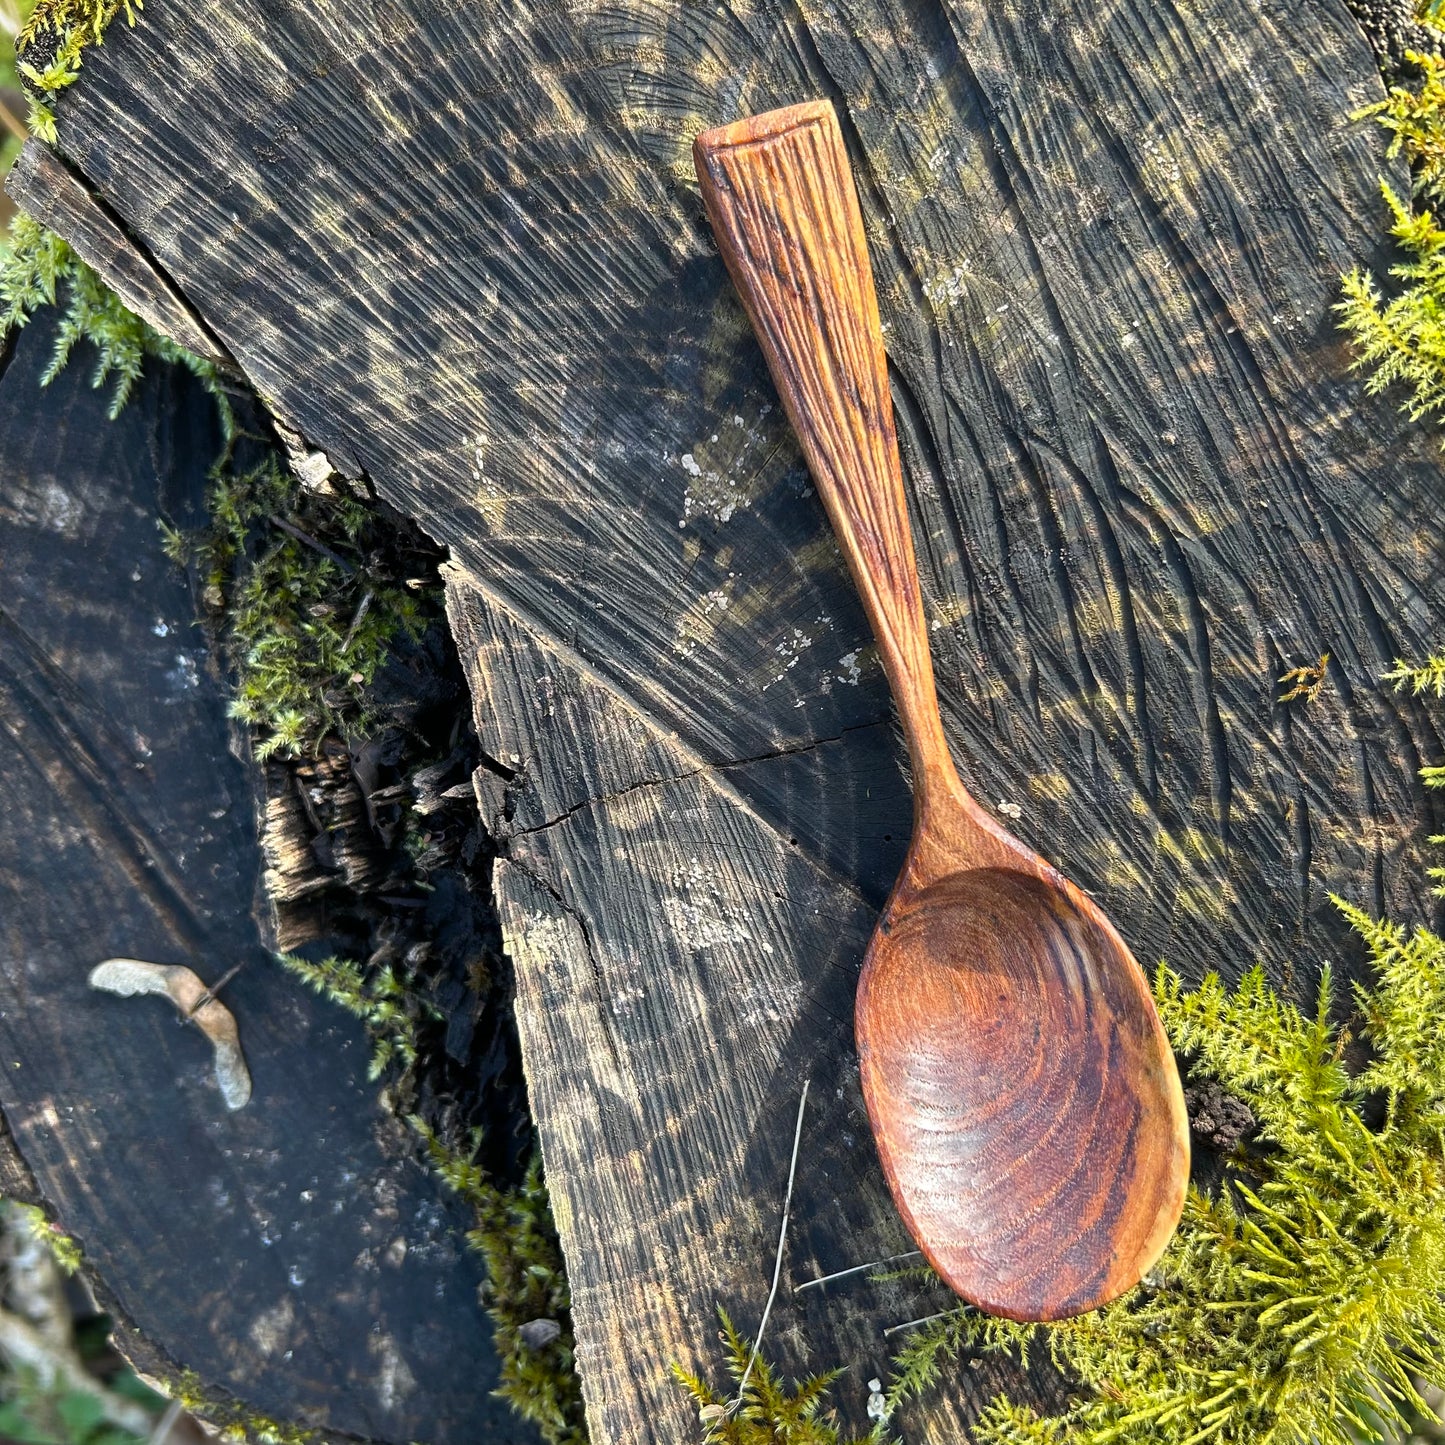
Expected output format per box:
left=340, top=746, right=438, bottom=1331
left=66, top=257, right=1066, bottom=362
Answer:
left=0, top=313, right=535, bottom=1445
left=8, top=0, right=1445, bottom=1437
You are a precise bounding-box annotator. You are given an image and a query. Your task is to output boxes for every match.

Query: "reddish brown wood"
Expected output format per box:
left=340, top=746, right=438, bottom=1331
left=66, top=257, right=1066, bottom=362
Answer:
left=694, top=100, right=1189, bottom=1322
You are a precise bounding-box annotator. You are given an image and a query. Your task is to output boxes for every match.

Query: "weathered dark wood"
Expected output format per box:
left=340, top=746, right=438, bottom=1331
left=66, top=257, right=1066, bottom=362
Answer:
left=7, top=142, right=230, bottom=365
left=10, top=0, right=1445, bottom=1437
left=0, top=314, right=536, bottom=1445
left=695, top=100, right=1188, bottom=1320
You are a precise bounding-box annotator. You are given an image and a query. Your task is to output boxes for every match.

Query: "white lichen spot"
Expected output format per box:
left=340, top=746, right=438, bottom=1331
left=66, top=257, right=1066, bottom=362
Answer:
left=867, top=1377, right=890, bottom=1423
left=610, top=984, right=644, bottom=1018
left=737, top=977, right=802, bottom=1027
left=38, top=483, right=81, bottom=535
left=837, top=651, right=862, bottom=686
left=167, top=652, right=201, bottom=694
left=662, top=857, right=774, bottom=956
left=468, top=431, right=507, bottom=528
left=676, top=414, right=779, bottom=528
left=672, top=580, right=736, bottom=659
left=923, top=263, right=971, bottom=307
left=760, top=627, right=817, bottom=692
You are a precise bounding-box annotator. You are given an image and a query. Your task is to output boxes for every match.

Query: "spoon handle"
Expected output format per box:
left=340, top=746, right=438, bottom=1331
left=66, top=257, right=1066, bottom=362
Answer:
left=694, top=102, right=955, bottom=807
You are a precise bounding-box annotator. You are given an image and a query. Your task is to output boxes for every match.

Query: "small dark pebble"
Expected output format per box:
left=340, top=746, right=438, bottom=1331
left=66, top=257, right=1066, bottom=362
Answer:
left=517, top=1319, right=562, bottom=1350
left=1183, top=1079, right=1256, bottom=1153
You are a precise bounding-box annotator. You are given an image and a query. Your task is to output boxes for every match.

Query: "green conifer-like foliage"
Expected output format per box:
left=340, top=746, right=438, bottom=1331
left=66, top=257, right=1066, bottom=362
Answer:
left=673, top=1309, right=883, bottom=1445
left=0, top=213, right=232, bottom=426
left=277, top=953, right=441, bottom=1080
left=1382, top=660, right=1445, bottom=887
left=1338, top=52, right=1445, bottom=436
left=884, top=903, right=1445, bottom=1444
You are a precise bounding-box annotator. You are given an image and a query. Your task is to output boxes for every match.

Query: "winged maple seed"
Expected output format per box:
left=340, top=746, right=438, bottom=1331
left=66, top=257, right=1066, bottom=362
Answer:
left=89, top=959, right=252, bottom=1110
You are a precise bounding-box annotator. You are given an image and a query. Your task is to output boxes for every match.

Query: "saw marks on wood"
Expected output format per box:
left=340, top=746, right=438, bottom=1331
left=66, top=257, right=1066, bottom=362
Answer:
left=18, top=0, right=1445, bottom=1434
left=35, top=0, right=1443, bottom=971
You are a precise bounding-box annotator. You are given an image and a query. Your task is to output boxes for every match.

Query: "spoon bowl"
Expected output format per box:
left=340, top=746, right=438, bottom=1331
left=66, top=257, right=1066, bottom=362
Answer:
left=859, top=865, right=1186, bottom=1319
left=695, top=99, right=1189, bottom=1319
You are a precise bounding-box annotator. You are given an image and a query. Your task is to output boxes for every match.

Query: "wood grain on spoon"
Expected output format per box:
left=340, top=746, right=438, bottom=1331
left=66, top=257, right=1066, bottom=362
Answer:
left=694, top=99, right=1189, bottom=1322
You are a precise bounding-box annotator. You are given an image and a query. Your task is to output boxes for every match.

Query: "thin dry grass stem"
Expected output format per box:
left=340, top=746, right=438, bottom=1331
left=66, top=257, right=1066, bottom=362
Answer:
left=725, top=1076, right=810, bottom=1417
left=883, top=1310, right=953, bottom=1339
left=795, top=1250, right=924, bottom=1293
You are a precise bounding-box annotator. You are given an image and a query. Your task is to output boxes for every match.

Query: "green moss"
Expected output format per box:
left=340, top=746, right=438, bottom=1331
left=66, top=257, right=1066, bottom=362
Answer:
left=167, top=1372, right=314, bottom=1445
left=674, top=903, right=1445, bottom=1442
left=1338, top=52, right=1445, bottom=436
left=1384, top=654, right=1445, bottom=699
left=177, top=456, right=425, bottom=759
left=9, top=1200, right=83, bottom=1275
left=673, top=1309, right=883, bottom=1444
left=1, top=212, right=233, bottom=430
left=277, top=951, right=440, bottom=1081
left=413, top=1124, right=588, bottom=1445
left=13, top=0, right=137, bottom=142
left=1383, top=659, right=1445, bottom=892
left=885, top=904, right=1445, bottom=1444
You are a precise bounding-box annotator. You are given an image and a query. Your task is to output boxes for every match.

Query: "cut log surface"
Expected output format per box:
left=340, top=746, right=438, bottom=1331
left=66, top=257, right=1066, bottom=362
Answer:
left=0, top=315, right=535, bottom=1445
left=11, top=0, right=1445, bottom=1436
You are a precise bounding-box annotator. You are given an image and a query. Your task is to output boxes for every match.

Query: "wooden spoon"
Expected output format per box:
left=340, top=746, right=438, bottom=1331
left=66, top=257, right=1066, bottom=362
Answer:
left=695, top=100, right=1189, bottom=1322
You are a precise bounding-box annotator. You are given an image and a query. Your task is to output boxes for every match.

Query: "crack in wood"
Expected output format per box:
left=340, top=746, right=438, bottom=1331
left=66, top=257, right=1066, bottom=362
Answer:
left=505, top=719, right=893, bottom=841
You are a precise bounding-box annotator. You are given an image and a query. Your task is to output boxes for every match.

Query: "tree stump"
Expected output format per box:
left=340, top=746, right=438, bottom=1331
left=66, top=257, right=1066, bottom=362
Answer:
left=0, top=313, right=534, bottom=1445
left=7, top=0, right=1445, bottom=1439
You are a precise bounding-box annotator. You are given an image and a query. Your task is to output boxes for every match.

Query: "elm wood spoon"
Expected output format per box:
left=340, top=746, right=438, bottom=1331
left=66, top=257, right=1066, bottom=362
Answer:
left=694, top=100, right=1190, bottom=1322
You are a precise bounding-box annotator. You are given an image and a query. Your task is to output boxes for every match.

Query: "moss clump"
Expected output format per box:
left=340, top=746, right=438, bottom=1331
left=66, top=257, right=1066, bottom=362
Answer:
left=1383, top=658, right=1445, bottom=890
left=1384, top=653, right=1445, bottom=699
left=885, top=902, right=1445, bottom=1444
left=673, top=1309, right=883, bottom=1444
left=8, top=1201, right=83, bottom=1276
left=1, top=213, right=233, bottom=428
left=277, top=952, right=440, bottom=1080
left=1338, top=52, right=1445, bottom=435
left=176, top=456, right=425, bottom=759
left=14, top=0, right=137, bottom=141
left=168, top=1372, right=314, bottom=1445
left=414, top=1125, right=587, bottom=1445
